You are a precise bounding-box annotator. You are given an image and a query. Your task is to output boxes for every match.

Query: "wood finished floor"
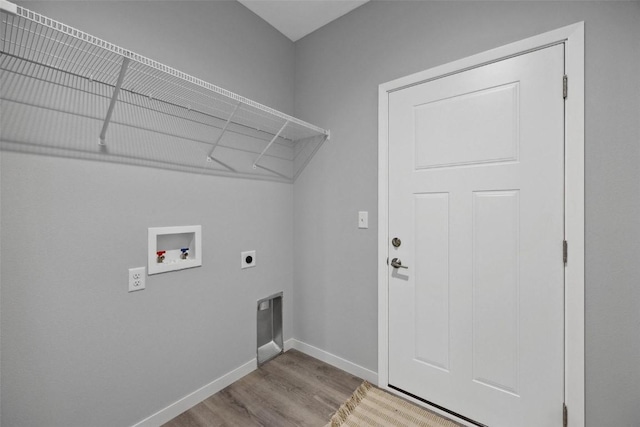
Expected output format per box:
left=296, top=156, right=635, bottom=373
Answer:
left=163, top=349, right=363, bottom=427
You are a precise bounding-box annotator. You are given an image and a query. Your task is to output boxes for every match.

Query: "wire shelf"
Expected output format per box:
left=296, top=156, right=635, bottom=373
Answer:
left=0, top=2, right=329, bottom=182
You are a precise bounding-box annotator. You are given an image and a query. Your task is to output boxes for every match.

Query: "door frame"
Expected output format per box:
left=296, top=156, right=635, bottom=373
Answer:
left=378, top=23, right=585, bottom=427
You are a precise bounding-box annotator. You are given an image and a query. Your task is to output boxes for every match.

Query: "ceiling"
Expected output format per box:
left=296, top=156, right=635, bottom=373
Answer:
left=238, top=0, right=370, bottom=42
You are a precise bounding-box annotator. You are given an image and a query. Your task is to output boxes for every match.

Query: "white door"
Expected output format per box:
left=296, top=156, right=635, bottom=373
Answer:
left=388, top=45, right=565, bottom=427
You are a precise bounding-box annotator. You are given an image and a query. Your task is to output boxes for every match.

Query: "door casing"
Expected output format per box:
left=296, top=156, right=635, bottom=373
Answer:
left=377, top=23, right=584, bottom=427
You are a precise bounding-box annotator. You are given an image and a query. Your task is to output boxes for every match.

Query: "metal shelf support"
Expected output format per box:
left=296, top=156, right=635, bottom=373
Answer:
left=99, top=56, right=130, bottom=145
left=207, top=101, right=241, bottom=161
left=253, top=120, right=289, bottom=169
left=293, top=132, right=330, bottom=181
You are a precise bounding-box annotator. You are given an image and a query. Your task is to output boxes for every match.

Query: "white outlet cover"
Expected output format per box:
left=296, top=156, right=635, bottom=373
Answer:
left=241, top=250, right=256, bottom=269
left=128, top=267, right=146, bottom=292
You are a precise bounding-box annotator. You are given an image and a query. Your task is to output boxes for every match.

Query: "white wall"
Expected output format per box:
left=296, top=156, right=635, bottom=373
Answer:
left=293, top=2, right=640, bottom=426
left=1, top=1, right=295, bottom=426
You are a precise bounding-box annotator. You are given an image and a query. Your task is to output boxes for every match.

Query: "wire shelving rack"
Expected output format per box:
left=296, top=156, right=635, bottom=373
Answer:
left=0, top=1, right=330, bottom=182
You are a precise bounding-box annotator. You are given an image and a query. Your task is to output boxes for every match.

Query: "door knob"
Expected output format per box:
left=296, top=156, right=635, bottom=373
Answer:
left=391, top=258, right=408, bottom=269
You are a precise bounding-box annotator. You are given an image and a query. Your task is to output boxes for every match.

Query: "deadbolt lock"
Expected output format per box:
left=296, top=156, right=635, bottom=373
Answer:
left=392, top=237, right=402, bottom=248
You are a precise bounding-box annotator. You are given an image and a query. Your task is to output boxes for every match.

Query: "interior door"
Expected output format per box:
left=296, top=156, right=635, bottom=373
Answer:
left=387, top=45, right=565, bottom=427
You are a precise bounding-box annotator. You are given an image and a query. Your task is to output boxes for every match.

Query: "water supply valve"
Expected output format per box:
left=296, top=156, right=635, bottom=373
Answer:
left=180, top=247, right=189, bottom=260
left=156, top=251, right=166, bottom=263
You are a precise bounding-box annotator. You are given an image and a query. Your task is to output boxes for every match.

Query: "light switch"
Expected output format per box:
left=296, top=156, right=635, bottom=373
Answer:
left=358, top=211, right=368, bottom=229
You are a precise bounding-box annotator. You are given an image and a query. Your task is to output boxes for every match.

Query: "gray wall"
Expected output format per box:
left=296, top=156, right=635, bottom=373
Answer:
left=293, top=2, right=640, bottom=426
left=1, top=1, right=295, bottom=426
left=2, top=1, right=639, bottom=426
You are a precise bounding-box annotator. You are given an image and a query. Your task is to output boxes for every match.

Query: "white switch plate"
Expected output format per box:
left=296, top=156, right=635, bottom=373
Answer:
left=241, top=250, right=256, bottom=269
left=358, top=211, right=368, bottom=229
left=128, top=267, right=146, bottom=292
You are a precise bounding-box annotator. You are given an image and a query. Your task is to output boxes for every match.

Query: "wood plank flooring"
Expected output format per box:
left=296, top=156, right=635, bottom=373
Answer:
left=163, top=349, right=363, bottom=427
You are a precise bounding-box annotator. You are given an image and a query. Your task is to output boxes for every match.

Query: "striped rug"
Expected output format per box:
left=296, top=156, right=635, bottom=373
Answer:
left=327, top=382, right=459, bottom=427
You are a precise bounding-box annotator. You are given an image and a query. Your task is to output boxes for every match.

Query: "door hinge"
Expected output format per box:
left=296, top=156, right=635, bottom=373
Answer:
left=563, top=75, right=568, bottom=99
left=563, top=240, right=568, bottom=265
left=563, top=402, right=568, bottom=427
left=387, top=257, right=389, bottom=266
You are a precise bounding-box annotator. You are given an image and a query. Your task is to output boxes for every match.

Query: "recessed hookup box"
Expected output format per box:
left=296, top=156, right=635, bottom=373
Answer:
left=257, top=292, right=283, bottom=366
left=148, top=225, right=202, bottom=275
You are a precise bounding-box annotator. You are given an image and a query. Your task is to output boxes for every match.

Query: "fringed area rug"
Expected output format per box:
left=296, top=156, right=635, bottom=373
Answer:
left=327, top=382, right=459, bottom=427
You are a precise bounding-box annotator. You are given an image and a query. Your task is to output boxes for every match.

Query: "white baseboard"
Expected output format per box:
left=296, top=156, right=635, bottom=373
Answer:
left=131, top=339, right=376, bottom=427
left=284, top=337, right=295, bottom=351
left=288, top=339, right=378, bottom=384
left=131, top=358, right=256, bottom=427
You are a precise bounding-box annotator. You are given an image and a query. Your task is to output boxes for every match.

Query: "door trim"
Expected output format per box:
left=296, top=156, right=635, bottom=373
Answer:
left=378, top=23, right=585, bottom=427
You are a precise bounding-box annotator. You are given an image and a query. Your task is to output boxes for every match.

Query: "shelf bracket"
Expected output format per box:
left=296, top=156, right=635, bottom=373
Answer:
left=99, top=56, right=130, bottom=145
left=293, top=132, right=330, bottom=181
left=253, top=120, right=289, bottom=169
left=207, top=101, right=242, bottom=161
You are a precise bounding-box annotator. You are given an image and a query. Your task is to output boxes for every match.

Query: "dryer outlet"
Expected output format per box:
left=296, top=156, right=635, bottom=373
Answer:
left=241, top=250, right=256, bottom=269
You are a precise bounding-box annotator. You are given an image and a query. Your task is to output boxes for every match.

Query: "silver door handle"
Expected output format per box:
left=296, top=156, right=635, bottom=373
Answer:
left=391, top=258, right=408, bottom=269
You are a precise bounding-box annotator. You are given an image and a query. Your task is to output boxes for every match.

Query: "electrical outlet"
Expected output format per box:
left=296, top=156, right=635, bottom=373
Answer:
left=241, top=250, right=256, bottom=269
left=128, top=267, right=146, bottom=292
